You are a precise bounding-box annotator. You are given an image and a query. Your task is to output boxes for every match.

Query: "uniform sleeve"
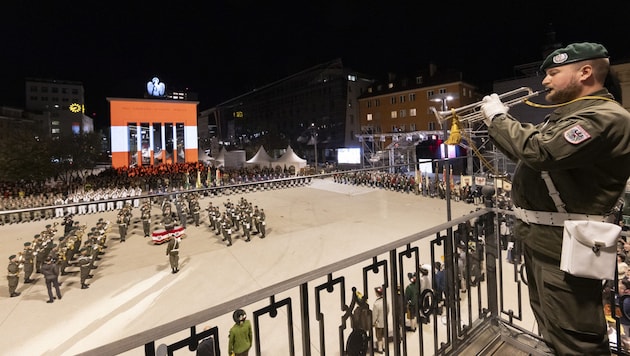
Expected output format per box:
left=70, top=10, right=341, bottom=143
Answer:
left=489, top=105, right=623, bottom=171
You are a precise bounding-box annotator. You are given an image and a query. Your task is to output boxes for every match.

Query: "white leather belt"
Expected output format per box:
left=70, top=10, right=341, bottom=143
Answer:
left=512, top=207, right=613, bottom=227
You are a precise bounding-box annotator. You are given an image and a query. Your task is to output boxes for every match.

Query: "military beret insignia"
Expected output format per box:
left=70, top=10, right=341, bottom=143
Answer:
left=563, top=125, right=591, bottom=144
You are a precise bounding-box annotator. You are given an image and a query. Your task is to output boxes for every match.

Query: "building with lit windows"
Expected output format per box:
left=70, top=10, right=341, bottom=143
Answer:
left=357, top=69, right=481, bottom=170
left=25, top=78, right=94, bottom=138
left=200, top=59, right=374, bottom=165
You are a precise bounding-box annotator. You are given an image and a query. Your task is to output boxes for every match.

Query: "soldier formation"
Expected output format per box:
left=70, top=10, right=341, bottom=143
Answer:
left=207, top=197, right=266, bottom=246
left=5, top=215, right=111, bottom=300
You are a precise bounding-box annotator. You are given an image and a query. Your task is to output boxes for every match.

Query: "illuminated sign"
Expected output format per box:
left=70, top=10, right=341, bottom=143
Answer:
left=233, top=111, right=244, bottom=118
left=69, top=103, right=83, bottom=113
left=147, top=77, right=166, bottom=97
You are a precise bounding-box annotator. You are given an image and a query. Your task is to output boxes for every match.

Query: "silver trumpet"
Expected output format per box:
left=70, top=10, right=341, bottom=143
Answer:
left=430, top=87, right=549, bottom=123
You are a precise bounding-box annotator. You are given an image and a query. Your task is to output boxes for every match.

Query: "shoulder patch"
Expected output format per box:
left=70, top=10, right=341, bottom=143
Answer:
left=563, top=125, right=591, bottom=144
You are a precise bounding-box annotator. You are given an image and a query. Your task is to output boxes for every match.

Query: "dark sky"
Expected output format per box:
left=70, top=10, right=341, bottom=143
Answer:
left=2, top=2, right=628, bottom=131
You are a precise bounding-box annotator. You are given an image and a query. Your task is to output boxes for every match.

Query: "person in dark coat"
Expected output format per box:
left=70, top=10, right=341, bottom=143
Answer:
left=41, top=256, right=62, bottom=303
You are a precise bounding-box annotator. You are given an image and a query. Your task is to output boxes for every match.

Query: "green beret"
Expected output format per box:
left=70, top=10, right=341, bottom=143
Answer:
left=24, top=242, right=31, bottom=247
left=540, top=42, right=609, bottom=71
left=9, top=254, right=16, bottom=260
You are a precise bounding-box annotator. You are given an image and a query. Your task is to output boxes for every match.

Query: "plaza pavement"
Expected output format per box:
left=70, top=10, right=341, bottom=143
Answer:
left=0, top=178, right=478, bottom=356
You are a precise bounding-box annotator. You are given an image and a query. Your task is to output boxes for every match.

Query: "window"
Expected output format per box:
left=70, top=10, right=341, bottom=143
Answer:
left=30, top=86, right=38, bottom=92
left=41, top=87, right=48, bottom=93
left=439, top=88, right=447, bottom=94
left=390, top=96, right=397, bottom=105
left=428, top=122, right=436, bottom=130
left=375, top=99, right=380, bottom=107
left=399, top=95, right=405, bottom=103
left=72, top=89, right=78, bottom=95
left=51, top=87, right=59, bottom=93
left=367, top=113, right=373, bottom=121
left=409, top=93, right=416, bottom=101
left=391, top=111, right=397, bottom=119
left=427, top=90, right=434, bottom=98
left=367, top=101, right=372, bottom=108
left=410, top=123, right=416, bottom=131
left=399, top=109, right=406, bottom=118
left=410, top=108, right=417, bottom=117
left=416, top=76, right=423, bottom=84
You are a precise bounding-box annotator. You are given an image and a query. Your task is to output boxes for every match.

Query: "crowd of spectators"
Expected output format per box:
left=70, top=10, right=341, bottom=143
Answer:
left=0, top=162, right=307, bottom=224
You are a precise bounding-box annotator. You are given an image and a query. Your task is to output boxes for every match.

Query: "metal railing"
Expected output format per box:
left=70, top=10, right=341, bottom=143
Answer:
left=5, top=169, right=629, bottom=355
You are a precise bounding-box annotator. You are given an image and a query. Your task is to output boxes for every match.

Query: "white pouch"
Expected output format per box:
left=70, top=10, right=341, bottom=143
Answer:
left=560, top=220, right=620, bottom=280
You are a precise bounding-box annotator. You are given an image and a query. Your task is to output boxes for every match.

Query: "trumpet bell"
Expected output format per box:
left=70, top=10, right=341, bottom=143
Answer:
left=445, top=118, right=462, bottom=145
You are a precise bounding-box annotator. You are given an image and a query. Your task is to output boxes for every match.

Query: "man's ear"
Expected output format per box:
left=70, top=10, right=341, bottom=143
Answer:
left=578, top=64, right=593, bottom=81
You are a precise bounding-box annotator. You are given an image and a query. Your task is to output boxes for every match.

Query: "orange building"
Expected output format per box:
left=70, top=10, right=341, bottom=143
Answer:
left=108, top=98, right=199, bottom=168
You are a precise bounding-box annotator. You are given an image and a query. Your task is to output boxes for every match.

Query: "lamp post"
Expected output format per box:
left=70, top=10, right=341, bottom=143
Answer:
left=431, top=95, right=454, bottom=222
left=309, top=123, right=318, bottom=170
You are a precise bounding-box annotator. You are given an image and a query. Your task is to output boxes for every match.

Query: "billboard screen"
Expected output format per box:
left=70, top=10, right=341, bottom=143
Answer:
left=337, top=148, right=361, bottom=164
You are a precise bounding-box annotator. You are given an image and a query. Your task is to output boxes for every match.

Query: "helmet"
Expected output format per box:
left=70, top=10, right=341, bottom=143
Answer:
left=232, top=309, right=247, bottom=323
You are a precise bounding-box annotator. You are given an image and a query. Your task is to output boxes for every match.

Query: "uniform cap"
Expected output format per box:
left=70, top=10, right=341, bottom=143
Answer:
left=540, top=42, right=608, bottom=71
left=24, top=242, right=31, bottom=247
left=9, top=254, right=16, bottom=260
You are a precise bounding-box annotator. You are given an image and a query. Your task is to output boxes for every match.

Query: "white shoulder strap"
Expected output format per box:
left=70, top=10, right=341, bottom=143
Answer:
left=540, top=171, right=567, bottom=213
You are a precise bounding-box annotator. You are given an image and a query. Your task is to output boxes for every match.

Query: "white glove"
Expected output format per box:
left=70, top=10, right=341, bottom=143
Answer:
left=480, top=93, right=508, bottom=125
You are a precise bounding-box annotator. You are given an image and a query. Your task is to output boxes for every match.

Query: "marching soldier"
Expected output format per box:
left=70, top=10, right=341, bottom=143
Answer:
left=221, top=212, right=233, bottom=246
left=117, top=210, right=128, bottom=242
left=258, top=208, right=266, bottom=238
left=76, top=248, right=92, bottom=289
left=22, top=242, right=35, bottom=283
left=242, top=211, right=252, bottom=242
left=166, top=235, right=181, bottom=273
left=58, top=237, right=70, bottom=275
left=141, top=202, right=152, bottom=238
left=191, top=198, right=201, bottom=227
left=7, top=254, right=21, bottom=297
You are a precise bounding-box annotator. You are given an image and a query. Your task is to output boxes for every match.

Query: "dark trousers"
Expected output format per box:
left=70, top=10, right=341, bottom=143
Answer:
left=523, top=244, right=610, bottom=355
left=45, top=277, right=62, bottom=300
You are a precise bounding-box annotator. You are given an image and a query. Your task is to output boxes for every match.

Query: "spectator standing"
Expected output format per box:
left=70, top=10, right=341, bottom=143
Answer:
left=228, top=309, right=252, bottom=356
left=372, top=286, right=386, bottom=354
left=404, top=273, right=419, bottom=332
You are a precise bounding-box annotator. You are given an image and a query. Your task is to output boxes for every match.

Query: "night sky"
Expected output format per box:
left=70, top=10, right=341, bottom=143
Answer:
left=2, top=2, right=628, bottom=131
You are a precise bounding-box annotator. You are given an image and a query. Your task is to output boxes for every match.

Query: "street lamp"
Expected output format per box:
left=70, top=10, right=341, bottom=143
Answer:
left=431, top=95, right=455, bottom=222
left=309, top=123, right=318, bottom=170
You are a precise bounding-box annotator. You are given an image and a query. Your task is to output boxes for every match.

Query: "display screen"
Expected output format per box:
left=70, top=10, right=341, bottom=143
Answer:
left=337, top=148, right=361, bottom=164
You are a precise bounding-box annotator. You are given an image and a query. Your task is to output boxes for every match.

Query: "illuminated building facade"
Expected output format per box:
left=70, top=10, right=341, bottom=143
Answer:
left=108, top=98, right=199, bottom=168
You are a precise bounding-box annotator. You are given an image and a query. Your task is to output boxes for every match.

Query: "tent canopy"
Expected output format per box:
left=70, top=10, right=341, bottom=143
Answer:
left=246, top=146, right=274, bottom=167
left=274, top=145, right=307, bottom=170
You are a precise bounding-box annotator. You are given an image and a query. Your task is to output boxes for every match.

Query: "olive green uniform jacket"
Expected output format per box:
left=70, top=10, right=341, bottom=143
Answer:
left=488, top=89, right=630, bottom=259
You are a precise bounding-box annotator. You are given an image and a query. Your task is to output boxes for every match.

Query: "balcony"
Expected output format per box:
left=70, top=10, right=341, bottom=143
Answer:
left=1, top=173, right=627, bottom=355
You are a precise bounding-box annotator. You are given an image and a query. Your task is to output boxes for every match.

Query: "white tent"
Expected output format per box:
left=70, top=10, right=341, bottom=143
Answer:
left=246, top=146, right=274, bottom=168
left=274, top=145, right=307, bottom=171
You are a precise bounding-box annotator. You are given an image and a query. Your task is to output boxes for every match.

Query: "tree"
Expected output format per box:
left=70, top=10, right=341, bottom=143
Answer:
left=50, top=132, right=103, bottom=185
